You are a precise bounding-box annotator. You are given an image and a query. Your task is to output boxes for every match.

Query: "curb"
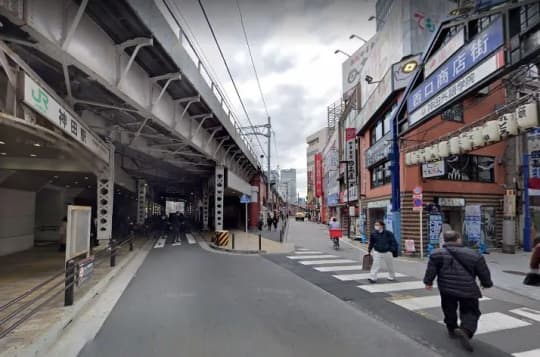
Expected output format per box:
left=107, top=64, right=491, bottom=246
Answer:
left=0, top=239, right=153, bottom=357
left=208, top=242, right=267, bottom=254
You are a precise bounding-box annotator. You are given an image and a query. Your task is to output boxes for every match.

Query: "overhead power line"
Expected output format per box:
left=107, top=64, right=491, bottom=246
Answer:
left=197, top=0, right=266, bottom=157
left=235, top=0, right=270, bottom=119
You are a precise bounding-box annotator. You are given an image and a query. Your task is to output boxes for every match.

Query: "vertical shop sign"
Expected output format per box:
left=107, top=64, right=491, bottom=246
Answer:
left=384, top=203, right=393, bottom=233
left=345, top=128, right=357, bottom=184
left=464, top=205, right=482, bottom=245
left=527, top=127, right=540, bottom=196
left=314, top=153, right=323, bottom=197
left=428, top=212, right=442, bottom=249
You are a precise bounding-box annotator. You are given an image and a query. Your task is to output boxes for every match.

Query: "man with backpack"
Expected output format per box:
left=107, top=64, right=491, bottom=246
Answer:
left=424, top=230, right=493, bottom=352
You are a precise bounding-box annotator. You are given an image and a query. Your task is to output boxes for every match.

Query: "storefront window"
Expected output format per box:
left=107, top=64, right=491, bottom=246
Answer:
left=371, top=160, right=392, bottom=188
left=370, top=104, right=397, bottom=145
left=430, top=155, right=495, bottom=183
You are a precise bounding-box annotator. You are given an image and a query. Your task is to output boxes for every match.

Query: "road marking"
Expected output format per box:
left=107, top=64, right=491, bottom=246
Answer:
left=509, top=307, right=540, bottom=322
left=391, top=295, right=491, bottom=311
left=340, top=239, right=369, bottom=253
left=439, top=312, right=531, bottom=335
left=287, top=255, right=337, bottom=260
left=299, top=259, right=357, bottom=265
left=334, top=272, right=406, bottom=281
left=172, top=240, right=182, bottom=246
left=358, top=281, right=429, bottom=293
left=513, top=348, right=540, bottom=357
left=186, top=234, right=197, bottom=244
left=294, top=251, right=323, bottom=254
left=296, top=248, right=311, bottom=251
left=154, top=237, right=166, bottom=249
left=314, top=265, right=364, bottom=272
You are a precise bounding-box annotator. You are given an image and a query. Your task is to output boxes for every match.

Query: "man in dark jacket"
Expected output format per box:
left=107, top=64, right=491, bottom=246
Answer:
left=368, top=221, right=398, bottom=283
left=424, top=230, right=493, bottom=352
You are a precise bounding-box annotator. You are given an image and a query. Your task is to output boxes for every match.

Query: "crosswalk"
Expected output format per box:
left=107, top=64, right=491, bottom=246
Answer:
left=153, top=233, right=198, bottom=249
left=286, top=247, right=540, bottom=356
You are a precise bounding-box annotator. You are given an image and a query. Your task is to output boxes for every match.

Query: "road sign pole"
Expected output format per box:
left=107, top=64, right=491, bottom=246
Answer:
left=245, top=202, right=248, bottom=233
left=420, top=210, right=424, bottom=259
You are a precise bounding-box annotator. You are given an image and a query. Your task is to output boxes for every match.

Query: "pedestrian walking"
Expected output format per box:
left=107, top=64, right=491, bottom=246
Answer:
left=423, top=230, right=493, bottom=352
left=524, top=236, right=540, bottom=286
left=257, top=213, right=264, bottom=231
left=368, top=221, right=397, bottom=283
left=273, top=211, right=279, bottom=230
left=267, top=212, right=273, bottom=231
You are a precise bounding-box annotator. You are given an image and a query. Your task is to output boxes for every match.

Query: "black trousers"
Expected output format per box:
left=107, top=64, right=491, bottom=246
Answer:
left=441, top=293, right=481, bottom=337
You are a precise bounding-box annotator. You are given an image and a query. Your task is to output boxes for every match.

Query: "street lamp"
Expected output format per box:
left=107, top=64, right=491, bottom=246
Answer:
left=340, top=160, right=353, bottom=239
left=334, top=49, right=351, bottom=57
left=349, top=34, right=368, bottom=43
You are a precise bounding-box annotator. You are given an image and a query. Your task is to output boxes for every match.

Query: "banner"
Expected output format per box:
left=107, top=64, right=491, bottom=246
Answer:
left=528, top=127, right=540, bottom=195
left=428, top=213, right=442, bottom=246
left=314, top=153, right=323, bottom=197
left=345, top=128, right=357, bottom=184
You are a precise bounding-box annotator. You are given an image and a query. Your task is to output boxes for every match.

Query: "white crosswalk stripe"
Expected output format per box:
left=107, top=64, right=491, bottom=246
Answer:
left=509, top=307, right=540, bottom=322
left=172, top=241, right=182, bottom=246
left=299, top=259, right=356, bottom=265
left=438, top=312, right=531, bottom=335
left=296, top=248, right=311, bottom=251
left=314, top=265, right=364, bottom=272
left=287, top=255, right=337, bottom=260
left=391, top=295, right=491, bottom=311
left=153, top=237, right=166, bottom=249
left=186, top=234, right=197, bottom=244
left=334, top=272, right=406, bottom=281
left=293, top=251, right=323, bottom=255
left=358, top=281, right=429, bottom=293
left=512, top=348, right=540, bottom=357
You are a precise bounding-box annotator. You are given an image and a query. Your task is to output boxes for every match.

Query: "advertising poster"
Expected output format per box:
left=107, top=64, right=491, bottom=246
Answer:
left=464, top=205, right=482, bottom=245
left=384, top=203, right=393, bottom=233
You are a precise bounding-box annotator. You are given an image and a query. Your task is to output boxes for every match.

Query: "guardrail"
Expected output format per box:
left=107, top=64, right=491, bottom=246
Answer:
left=0, top=236, right=137, bottom=340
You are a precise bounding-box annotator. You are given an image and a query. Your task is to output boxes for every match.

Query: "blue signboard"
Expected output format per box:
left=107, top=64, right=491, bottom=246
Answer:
left=240, top=194, right=251, bottom=203
left=407, top=16, right=503, bottom=114
left=327, top=193, right=339, bottom=207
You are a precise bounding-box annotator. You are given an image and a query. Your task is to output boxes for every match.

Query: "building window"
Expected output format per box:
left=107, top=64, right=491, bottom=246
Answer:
left=434, top=155, right=495, bottom=182
left=370, top=104, right=397, bottom=145
left=371, top=161, right=392, bottom=188
left=441, top=102, right=463, bottom=122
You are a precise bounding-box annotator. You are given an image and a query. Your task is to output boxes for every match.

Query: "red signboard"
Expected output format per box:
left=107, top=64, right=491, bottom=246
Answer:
left=315, top=153, right=323, bottom=197
left=345, top=128, right=356, bottom=141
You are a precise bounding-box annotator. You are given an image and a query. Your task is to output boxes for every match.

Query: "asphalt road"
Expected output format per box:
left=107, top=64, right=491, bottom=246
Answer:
left=78, top=233, right=439, bottom=357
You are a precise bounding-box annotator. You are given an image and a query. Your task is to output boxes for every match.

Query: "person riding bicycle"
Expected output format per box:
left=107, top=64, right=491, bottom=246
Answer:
left=329, top=217, right=341, bottom=249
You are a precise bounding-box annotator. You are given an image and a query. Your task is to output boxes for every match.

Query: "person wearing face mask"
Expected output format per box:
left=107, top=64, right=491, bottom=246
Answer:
left=368, top=220, right=398, bottom=283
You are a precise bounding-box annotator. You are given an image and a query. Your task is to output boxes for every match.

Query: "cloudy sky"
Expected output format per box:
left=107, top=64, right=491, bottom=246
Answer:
left=174, top=0, right=376, bottom=197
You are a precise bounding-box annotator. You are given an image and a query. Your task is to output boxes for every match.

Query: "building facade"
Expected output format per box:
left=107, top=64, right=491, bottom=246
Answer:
left=306, top=128, right=329, bottom=217
left=280, top=168, right=297, bottom=204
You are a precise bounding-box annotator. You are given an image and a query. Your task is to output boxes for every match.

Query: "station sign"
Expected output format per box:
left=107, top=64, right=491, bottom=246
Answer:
left=424, top=29, right=465, bottom=77
left=22, top=73, right=110, bottom=163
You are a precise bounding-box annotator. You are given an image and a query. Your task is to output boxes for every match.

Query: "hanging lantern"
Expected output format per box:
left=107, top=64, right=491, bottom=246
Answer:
left=423, top=147, right=432, bottom=162
left=483, top=120, right=500, bottom=142
left=430, top=144, right=440, bottom=161
left=449, top=136, right=460, bottom=155
left=411, top=150, right=420, bottom=165
left=438, top=140, right=450, bottom=158
left=459, top=131, right=472, bottom=152
left=498, top=113, right=518, bottom=137
left=471, top=127, right=485, bottom=148
left=516, top=102, right=539, bottom=130
left=405, top=152, right=413, bottom=166
left=418, top=148, right=426, bottom=163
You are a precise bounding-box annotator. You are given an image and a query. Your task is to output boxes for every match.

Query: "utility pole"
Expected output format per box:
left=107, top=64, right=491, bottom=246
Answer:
left=267, top=116, right=271, bottom=210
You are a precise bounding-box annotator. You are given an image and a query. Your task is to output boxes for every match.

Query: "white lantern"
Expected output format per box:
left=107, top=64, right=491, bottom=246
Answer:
left=498, top=113, right=518, bottom=137
left=430, top=144, right=440, bottom=161
left=449, top=136, right=460, bottom=155
left=471, top=127, right=485, bottom=148
left=459, top=132, right=472, bottom=152
left=411, top=151, right=419, bottom=165
left=483, top=120, right=500, bottom=142
left=418, top=148, right=426, bottom=163
left=423, top=147, right=432, bottom=162
left=405, top=152, right=412, bottom=166
left=516, top=102, right=539, bottom=130
left=438, top=140, right=450, bottom=158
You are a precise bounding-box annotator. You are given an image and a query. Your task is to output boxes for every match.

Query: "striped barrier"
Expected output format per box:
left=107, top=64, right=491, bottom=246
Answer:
left=215, top=230, right=229, bottom=246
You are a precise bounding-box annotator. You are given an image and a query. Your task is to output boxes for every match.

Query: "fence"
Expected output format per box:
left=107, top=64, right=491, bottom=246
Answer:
left=0, top=237, right=136, bottom=340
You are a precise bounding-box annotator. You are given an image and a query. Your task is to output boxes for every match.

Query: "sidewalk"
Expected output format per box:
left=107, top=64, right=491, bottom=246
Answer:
left=0, top=238, right=151, bottom=356
left=250, top=219, right=287, bottom=242
left=343, top=236, right=540, bottom=302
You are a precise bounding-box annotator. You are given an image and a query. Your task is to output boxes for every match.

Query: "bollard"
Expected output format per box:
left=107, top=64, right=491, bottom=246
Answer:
left=65, top=259, right=75, bottom=306
left=259, top=234, right=262, bottom=251
left=232, top=233, right=235, bottom=250
left=129, top=239, right=134, bottom=251
left=110, top=239, right=116, bottom=267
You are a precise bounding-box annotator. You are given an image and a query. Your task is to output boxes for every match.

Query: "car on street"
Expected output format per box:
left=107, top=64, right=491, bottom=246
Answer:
left=295, top=212, right=305, bottom=221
